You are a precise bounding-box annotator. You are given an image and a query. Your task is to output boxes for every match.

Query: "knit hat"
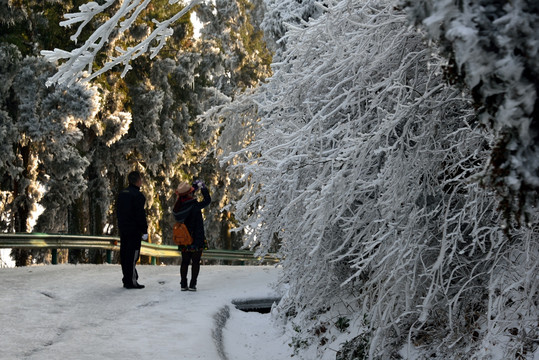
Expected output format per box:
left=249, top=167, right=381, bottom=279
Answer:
left=176, top=182, right=194, bottom=196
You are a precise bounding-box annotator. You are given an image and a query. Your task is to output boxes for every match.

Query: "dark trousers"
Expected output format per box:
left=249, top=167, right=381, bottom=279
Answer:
left=120, top=240, right=141, bottom=286
left=181, top=250, right=202, bottom=288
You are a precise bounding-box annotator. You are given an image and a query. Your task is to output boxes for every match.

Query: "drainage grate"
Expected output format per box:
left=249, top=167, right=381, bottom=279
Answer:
left=232, top=297, right=281, bottom=314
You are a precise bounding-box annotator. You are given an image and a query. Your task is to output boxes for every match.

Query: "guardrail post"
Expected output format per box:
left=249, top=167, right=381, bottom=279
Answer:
left=148, top=235, right=157, bottom=265
left=106, top=250, right=112, bottom=264
left=51, top=249, right=58, bottom=265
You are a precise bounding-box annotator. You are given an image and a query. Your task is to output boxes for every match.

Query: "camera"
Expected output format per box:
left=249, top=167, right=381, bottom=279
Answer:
left=192, top=179, right=202, bottom=191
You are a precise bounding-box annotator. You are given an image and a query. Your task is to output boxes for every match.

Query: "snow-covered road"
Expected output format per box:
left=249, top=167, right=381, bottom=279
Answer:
left=0, top=264, right=290, bottom=360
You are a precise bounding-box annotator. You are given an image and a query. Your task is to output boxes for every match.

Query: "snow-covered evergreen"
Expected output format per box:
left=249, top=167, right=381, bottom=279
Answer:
left=22, top=0, right=271, bottom=250
left=0, top=42, right=101, bottom=265
left=0, top=44, right=25, bottom=231
left=22, top=62, right=99, bottom=231
left=0, top=44, right=100, bottom=235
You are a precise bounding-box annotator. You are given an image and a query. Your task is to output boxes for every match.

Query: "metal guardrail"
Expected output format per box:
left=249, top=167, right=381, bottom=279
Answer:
left=0, top=233, right=279, bottom=264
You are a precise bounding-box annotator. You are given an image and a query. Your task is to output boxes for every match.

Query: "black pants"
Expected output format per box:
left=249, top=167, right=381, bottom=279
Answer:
left=120, top=241, right=141, bottom=286
left=181, top=250, right=202, bottom=288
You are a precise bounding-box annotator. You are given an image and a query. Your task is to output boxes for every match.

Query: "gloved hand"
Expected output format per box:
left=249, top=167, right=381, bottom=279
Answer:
left=197, top=180, right=206, bottom=189
left=193, top=180, right=205, bottom=191
left=142, top=234, right=148, bottom=241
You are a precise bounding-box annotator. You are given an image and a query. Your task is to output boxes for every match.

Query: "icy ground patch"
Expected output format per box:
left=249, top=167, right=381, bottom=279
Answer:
left=0, top=264, right=290, bottom=360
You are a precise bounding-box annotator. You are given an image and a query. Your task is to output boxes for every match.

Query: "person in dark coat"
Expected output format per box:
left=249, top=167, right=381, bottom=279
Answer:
left=116, top=171, right=148, bottom=289
left=173, top=179, right=211, bottom=291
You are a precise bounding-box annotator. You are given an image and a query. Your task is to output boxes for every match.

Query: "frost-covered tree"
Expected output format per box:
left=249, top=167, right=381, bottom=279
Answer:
left=0, top=44, right=100, bottom=264
left=0, top=44, right=22, bottom=231
left=99, top=1, right=271, bottom=250
left=216, top=0, right=539, bottom=358
left=399, top=0, right=539, bottom=224
left=0, top=1, right=79, bottom=56
left=0, top=1, right=271, bottom=257
left=187, top=0, right=272, bottom=249
left=34, top=0, right=271, bottom=250
left=1, top=0, right=116, bottom=245
left=22, top=62, right=100, bottom=233
left=195, top=0, right=271, bottom=92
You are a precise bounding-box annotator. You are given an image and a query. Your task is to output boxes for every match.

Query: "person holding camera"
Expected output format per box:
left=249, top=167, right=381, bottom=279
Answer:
left=173, top=179, right=211, bottom=291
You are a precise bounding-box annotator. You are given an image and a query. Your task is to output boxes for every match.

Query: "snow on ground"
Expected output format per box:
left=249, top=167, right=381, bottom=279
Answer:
left=0, top=248, right=15, bottom=267
left=0, top=264, right=292, bottom=360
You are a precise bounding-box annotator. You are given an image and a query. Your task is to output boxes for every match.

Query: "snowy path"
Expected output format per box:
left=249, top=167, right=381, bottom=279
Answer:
left=0, top=264, right=290, bottom=360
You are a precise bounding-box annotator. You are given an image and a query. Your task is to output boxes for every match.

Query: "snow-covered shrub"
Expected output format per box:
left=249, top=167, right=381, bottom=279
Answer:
left=219, top=0, right=539, bottom=358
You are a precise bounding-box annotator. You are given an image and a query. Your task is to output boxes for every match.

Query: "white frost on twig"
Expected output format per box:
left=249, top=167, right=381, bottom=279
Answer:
left=41, top=0, right=203, bottom=86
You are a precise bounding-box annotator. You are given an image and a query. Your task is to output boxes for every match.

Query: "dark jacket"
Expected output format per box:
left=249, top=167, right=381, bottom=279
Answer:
left=117, top=184, right=148, bottom=243
left=173, top=187, right=211, bottom=251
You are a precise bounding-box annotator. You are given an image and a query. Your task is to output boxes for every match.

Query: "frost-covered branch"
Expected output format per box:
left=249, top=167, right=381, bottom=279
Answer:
left=41, top=0, right=202, bottom=86
left=399, top=0, right=539, bottom=223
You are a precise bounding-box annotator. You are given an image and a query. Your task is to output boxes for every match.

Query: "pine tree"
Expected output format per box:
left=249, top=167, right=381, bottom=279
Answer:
left=0, top=42, right=100, bottom=264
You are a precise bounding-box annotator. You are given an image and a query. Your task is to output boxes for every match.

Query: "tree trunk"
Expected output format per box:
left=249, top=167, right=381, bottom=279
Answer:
left=68, top=198, right=86, bottom=264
